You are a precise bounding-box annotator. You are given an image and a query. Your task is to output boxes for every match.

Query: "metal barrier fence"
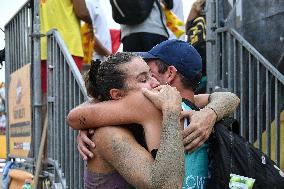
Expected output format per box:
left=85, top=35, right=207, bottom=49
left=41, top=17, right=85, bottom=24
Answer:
left=5, top=1, right=31, bottom=72
left=4, top=1, right=87, bottom=188
left=46, top=29, right=88, bottom=189
left=206, top=0, right=284, bottom=166
left=214, top=27, right=284, bottom=165
left=207, top=0, right=284, bottom=167
left=4, top=0, right=42, bottom=159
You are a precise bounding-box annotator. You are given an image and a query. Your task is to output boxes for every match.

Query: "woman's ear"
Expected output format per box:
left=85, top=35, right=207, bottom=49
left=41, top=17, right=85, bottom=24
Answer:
left=109, top=89, right=124, bottom=100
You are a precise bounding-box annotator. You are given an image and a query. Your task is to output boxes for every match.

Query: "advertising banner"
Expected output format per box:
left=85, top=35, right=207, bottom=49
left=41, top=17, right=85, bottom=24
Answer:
left=8, top=64, right=32, bottom=157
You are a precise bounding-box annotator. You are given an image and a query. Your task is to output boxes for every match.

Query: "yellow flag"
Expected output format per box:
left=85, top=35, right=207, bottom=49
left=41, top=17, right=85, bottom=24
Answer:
left=163, top=7, right=185, bottom=38
left=81, top=23, right=95, bottom=64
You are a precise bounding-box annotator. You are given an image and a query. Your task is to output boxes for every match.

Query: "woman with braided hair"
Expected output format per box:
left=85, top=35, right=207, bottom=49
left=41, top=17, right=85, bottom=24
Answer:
left=73, top=52, right=185, bottom=189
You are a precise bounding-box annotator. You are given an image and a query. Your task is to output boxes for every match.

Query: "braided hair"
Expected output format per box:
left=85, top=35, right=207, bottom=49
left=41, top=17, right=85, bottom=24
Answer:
left=84, top=52, right=139, bottom=101
left=85, top=52, right=148, bottom=149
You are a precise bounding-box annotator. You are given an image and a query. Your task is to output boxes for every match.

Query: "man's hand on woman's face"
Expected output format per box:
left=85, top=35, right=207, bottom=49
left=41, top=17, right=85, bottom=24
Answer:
left=181, top=108, right=217, bottom=153
left=77, top=129, right=96, bottom=160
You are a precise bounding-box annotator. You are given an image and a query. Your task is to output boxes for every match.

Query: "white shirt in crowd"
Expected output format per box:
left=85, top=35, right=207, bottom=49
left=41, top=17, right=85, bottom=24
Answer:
left=85, top=0, right=112, bottom=60
left=0, top=114, right=6, bottom=129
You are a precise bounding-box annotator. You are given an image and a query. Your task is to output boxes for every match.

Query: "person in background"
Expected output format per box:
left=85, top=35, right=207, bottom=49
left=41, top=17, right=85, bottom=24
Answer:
left=121, top=1, right=169, bottom=52
left=0, top=82, right=5, bottom=101
left=40, top=0, right=110, bottom=86
left=85, top=0, right=112, bottom=61
left=0, top=84, right=6, bottom=135
left=186, top=0, right=207, bottom=94
left=39, top=0, right=92, bottom=160
left=40, top=0, right=91, bottom=93
left=186, top=0, right=205, bottom=24
left=0, top=48, right=4, bottom=69
left=0, top=94, right=5, bottom=135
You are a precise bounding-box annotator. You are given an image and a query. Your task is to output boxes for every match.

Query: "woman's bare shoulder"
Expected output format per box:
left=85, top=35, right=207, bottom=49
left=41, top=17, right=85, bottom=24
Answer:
left=93, top=126, right=135, bottom=146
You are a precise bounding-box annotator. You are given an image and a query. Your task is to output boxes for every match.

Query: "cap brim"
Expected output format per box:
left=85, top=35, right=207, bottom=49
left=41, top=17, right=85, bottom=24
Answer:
left=135, top=52, right=158, bottom=60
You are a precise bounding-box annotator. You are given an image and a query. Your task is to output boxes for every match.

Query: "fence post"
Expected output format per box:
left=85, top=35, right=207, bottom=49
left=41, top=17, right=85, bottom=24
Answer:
left=5, top=26, right=10, bottom=158
left=206, top=0, right=218, bottom=92
left=31, top=0, right=42, bottom=159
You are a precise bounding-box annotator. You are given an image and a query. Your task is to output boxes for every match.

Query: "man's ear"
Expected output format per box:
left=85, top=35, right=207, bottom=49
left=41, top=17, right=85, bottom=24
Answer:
left=109, top=89, right=124, bottom=100
left=167, top=66, right=178, bottom=83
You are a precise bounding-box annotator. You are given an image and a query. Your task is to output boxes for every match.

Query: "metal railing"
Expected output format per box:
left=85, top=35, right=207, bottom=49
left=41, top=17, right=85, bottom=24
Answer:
left=4, top=1, right=87, bottom=188
left=46, top=29, right=88, bottom=189
left=5, top=0, right=32, bottom=158
left=214, top=28, right=283, bottom=165
left=4, top=0, right=42, bottom=159
left=5, top=1, right=32, bottom=72
left=207, top=0, right=284, bottom=167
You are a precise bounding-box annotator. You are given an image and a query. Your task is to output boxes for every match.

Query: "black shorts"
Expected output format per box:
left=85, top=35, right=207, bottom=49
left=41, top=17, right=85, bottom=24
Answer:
left=122, top=32, right=168, bottom=52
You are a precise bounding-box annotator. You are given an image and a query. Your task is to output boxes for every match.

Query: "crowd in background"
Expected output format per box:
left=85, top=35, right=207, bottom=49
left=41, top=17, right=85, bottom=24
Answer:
left=39, top=0, right=207, bottom=93
left=0, top=82, right=5, bottom=135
